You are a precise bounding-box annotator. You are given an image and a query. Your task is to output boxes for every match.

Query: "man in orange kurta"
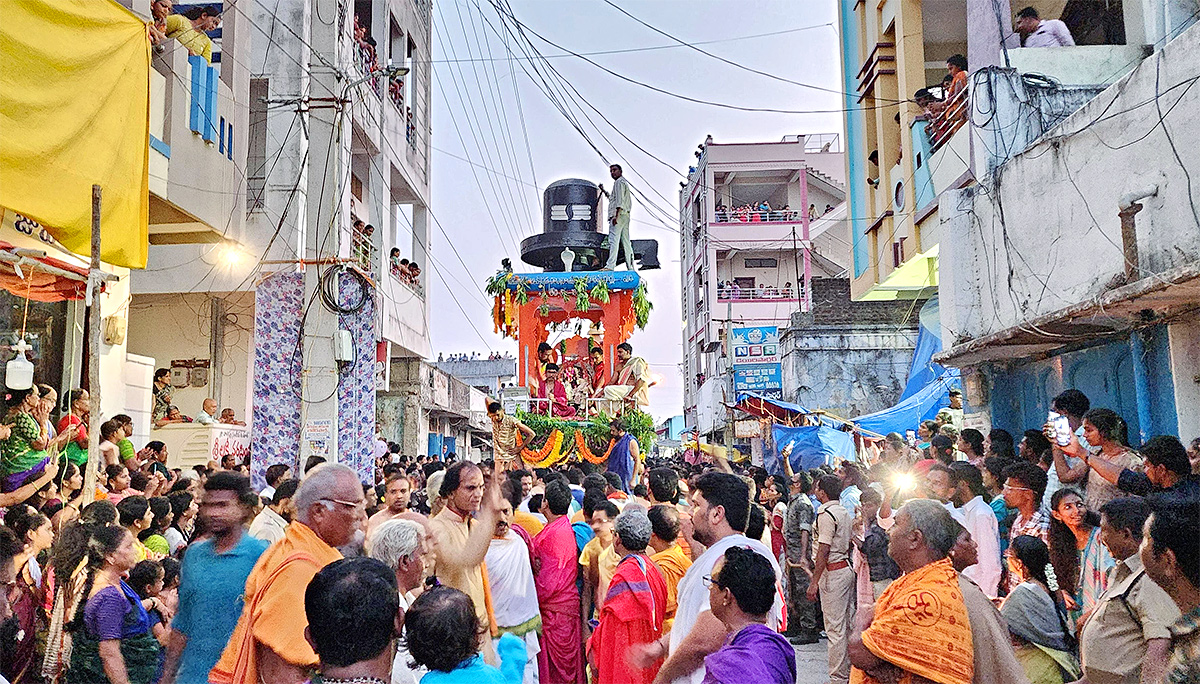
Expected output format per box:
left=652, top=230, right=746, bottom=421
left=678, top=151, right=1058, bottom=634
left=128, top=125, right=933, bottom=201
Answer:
left=848, top=499, right=973, bottom=684
left=647, top=504, right=692, bottom=631
left=588, top=508, right=667, bottom=684
left=210, top=464, right=366, bottom=684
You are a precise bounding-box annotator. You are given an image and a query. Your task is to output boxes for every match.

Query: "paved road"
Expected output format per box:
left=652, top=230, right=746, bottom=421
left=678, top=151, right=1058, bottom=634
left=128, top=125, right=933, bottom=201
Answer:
left=794, top=640, right=829, bottom=684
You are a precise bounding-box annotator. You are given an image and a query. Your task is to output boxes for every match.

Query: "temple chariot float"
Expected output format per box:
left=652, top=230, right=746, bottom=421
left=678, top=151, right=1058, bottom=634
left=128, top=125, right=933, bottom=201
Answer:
left=485, top=178, right=660, bottom=467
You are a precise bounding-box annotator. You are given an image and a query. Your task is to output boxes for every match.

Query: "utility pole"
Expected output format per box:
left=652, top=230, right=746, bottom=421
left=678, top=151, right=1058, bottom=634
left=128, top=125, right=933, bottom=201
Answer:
left=724, top=299, right=733, bottom=460
left=298, top=0, right=351, bottom=462
left=82, top=185, right=102, bottom=505
left=209, top=296, right=225, bottom=405
left=800, top=168, right=812, bottom=313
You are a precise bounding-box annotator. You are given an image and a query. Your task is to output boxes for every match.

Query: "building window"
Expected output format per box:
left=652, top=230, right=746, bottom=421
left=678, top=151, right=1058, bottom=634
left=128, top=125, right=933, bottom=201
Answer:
left=744, top=258, right=778, bottom=268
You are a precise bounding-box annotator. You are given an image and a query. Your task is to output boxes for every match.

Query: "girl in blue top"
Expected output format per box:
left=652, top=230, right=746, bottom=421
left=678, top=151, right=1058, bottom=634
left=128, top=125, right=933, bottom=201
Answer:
left=405, top=585, right=527, bottom=684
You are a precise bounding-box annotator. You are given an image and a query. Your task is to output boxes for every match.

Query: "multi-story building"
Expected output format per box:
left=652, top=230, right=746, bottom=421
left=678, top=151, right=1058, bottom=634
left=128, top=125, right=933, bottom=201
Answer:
left=433, top=355, right=518, bottom=396
left=384, top=358, right=492, bottom=462
left=126, top=0, right=434, bottom=469
left=838, top=0, right=1200, bottom=438
left=678, top=135, right=847, bottom=441
left=837, top=0, right=1162, bottom=303
left=1, top=0, right=259, bottom=446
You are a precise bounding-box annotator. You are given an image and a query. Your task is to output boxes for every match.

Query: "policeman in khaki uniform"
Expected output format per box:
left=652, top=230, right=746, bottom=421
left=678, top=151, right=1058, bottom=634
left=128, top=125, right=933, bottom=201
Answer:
left=1079, top=498, right=1179, bottom=684
left=806, top=474, right=856, bottom=684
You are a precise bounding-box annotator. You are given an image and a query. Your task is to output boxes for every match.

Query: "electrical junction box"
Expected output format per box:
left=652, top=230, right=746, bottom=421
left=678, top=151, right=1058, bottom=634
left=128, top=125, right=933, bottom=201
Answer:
left=333, top=329, right=354, bottom=363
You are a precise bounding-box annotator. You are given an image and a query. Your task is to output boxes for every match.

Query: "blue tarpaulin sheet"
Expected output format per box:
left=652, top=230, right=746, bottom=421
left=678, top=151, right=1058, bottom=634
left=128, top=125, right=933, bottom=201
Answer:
left=900, top=298, right=947, bottom=400
left=851, top=369, right=960, bottom=437
left=767, top=424, right=858, bottom=475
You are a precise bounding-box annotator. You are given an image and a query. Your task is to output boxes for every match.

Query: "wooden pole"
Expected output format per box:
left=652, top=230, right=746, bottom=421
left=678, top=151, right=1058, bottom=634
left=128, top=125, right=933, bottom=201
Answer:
left=81, top=185, right=102, bottom=505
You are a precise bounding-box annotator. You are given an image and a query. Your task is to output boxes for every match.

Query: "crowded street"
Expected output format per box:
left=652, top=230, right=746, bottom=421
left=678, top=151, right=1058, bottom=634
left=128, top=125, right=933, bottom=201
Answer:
left=3, top=1, right=1200, bottom=684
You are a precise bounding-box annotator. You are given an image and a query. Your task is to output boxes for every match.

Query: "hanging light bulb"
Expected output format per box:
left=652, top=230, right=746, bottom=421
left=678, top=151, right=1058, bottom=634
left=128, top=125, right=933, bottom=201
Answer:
left=6, top=337, right=34, bottom=390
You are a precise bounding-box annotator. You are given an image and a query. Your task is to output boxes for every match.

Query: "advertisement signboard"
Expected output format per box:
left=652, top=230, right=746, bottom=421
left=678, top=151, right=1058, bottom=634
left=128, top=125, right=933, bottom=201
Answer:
left=731, top=326, right=782, bottom=397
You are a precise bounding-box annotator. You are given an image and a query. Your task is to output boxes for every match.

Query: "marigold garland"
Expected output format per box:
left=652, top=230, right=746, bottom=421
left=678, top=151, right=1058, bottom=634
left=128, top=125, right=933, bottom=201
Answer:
left=522, top=429, right=567, bottom=468
left=575, top=430, right=614, bottom=465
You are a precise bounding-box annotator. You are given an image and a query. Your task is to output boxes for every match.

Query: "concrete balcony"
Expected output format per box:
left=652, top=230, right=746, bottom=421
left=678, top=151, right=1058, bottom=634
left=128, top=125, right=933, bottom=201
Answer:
left=377, top=268, right=430, bottom=357
left=911, top=119, right=970, bottom=213
left=708, top=214, right=836, bottom=249
left=717, top=286, right=798, bottom=302
left=147, top=48, right=247, bottom=246
left=1009, top=44, right=1152, bottom=87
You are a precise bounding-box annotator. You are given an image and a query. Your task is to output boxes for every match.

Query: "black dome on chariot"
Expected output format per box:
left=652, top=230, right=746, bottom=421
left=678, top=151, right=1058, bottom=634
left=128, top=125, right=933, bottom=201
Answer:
left=519, top=178, right=660, bottom=272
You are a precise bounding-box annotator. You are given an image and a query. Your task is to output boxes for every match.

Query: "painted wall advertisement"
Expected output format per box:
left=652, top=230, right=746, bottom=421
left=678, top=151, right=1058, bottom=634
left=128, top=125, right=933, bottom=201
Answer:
left=730, top=325, right=783, bottom=398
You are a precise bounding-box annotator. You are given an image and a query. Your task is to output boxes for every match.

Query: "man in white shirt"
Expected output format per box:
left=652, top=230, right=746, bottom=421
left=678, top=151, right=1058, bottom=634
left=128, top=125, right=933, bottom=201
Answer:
left=1016, top=6, right=1075, bottom=47
left=194, top=398, right=218, bottom=425
left=368, top=518, right=430, bottom=684
left=248, top=478, right=298, bottom=545
left=601, top=164, right=634, bottom=271
left=628, top=472, right=781, bottom=684
left=947, top=463, right=1002, bottom=597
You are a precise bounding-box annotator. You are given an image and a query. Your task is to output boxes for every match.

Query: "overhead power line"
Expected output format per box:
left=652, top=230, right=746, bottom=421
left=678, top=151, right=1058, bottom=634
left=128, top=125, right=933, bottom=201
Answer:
left=416, top=21, right=834, bottom=63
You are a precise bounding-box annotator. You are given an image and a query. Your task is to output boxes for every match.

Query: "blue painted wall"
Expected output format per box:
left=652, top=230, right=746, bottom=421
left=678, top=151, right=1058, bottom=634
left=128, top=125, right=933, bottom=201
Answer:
left=838, top=0, right=869, bottom=278
left=988, top=326, right=1178, bottom=443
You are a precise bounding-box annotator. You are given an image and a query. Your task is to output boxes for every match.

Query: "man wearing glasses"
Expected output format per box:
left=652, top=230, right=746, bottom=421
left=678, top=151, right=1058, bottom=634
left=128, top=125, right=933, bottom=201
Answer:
left=1000, top=461, right=1050, bottom=593
left=211, top=463, right=367, bottom=684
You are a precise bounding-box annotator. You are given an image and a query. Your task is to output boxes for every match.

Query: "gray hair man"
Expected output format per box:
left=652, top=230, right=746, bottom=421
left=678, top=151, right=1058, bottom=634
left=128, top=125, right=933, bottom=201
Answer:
left=211, top=463, right=367, bottom=684
left=848, top=499, right=976, bottom=683
left=368, top=518, right=429, bottom=684
left=591, top=506, right=668, bottom=682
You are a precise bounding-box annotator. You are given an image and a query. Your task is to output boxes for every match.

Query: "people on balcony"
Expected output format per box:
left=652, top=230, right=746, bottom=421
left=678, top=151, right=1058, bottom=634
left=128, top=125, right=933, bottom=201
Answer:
left=164, top=5, right=221, bottom=64
left=945, top=54, right=968, bottom=101
left=352, top=220, right=376, bottom=271
left=152, top=368, right=173, bottom=423
left=389, top=76, right=405, bottom=110
left=1016, top=6, right=1076, bottom=47
left=147, top=0, right=173, bottom=47
left=353, top=15, right=381, bottom=92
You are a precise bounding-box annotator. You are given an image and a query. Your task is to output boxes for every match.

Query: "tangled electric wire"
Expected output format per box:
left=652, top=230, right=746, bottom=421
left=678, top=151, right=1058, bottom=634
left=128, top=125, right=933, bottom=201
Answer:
left=318, top=264, right=370, bottom=314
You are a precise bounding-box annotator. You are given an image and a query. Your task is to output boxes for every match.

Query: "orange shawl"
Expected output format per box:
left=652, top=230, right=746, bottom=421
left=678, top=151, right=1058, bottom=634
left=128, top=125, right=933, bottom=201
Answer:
left=851, top=558, right=973, bottom=684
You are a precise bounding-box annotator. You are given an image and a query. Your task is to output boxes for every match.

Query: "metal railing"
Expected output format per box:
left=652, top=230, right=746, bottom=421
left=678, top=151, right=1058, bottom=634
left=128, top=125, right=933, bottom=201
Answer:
left=351, top=224, right=378, bottom=273
left=928, top=91, right=968, bottom=154
left=713, top=210, right=804, bottom=223
left=716, top=286, right=797, bottom=301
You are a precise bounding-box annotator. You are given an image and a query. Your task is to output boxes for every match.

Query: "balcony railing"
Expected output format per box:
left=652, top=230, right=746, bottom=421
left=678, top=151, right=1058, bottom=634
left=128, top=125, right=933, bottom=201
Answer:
left=927, top=90, right=968, bottom=154
left=713, top=210, right=804, bottom=223
left=717, top=286, right=797, bottom=301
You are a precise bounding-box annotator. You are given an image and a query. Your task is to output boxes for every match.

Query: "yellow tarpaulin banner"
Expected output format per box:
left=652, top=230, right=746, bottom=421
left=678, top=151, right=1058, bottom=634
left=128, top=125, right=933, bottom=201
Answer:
left=0, top=0, right=150, bottom=269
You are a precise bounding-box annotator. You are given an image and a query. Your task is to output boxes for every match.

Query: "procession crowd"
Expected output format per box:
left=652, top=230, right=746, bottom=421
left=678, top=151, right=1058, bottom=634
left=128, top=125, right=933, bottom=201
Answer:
left=1, top=383, right=1199, bottom=684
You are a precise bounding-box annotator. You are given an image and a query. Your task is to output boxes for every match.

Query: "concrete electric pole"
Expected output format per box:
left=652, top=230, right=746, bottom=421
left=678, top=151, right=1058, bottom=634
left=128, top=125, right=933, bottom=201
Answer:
left=298, top=0, right=352, bottom=462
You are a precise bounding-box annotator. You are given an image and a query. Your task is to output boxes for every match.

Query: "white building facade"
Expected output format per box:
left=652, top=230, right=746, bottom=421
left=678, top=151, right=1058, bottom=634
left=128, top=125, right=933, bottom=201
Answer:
left=678, top=135, right=847, bottom=440
left=126, top=0, right=433, bottom=474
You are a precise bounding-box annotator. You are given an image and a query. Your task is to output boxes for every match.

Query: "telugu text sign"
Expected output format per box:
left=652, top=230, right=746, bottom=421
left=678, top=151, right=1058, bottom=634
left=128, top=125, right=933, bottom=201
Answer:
left=730, top=326, right=780, bottom=366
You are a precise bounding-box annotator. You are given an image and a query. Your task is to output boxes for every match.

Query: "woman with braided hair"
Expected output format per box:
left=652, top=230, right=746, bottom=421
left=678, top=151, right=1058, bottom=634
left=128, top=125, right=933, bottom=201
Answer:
left=65, top=525, right=161, bottom=684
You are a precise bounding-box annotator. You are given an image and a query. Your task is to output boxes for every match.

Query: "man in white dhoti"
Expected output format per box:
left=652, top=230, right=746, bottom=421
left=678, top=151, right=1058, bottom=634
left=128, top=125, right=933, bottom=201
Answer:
left=487, top=489, right=543, bottom=684
left=601, top=164, right=634, bottom=271
left=600, top=342, right=651, bottom=415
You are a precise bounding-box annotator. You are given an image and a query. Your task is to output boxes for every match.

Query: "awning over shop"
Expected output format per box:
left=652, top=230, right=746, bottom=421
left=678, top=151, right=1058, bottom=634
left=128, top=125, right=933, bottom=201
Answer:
left=935, top=260, right=1200, bottom=367
left=734, top=391, right=829, bottom=425
left=0, top=240, right=90, bottom=301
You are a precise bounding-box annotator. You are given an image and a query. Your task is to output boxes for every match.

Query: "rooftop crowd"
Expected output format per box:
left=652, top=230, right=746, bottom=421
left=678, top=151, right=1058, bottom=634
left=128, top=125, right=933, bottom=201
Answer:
left=1, top=382, right=1197, bottom=684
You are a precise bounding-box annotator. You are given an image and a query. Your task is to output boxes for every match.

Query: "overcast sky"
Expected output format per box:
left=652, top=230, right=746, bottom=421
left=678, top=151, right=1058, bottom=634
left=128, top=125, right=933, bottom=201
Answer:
left=423, top=0, right=845, bottom=422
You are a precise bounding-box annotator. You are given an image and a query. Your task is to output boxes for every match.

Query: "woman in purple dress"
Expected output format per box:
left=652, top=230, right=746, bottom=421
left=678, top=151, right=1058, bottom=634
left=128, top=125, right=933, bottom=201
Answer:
left=702, top=546, right=796, bottom=684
